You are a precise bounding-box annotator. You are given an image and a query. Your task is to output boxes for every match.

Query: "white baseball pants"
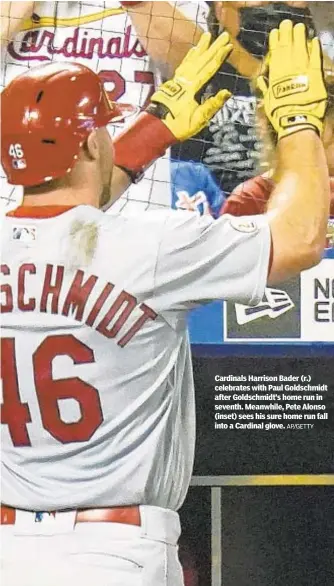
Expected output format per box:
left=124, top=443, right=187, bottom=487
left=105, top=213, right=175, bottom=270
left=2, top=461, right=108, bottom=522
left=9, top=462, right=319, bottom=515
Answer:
left=1, top=505, right=184, bottom=586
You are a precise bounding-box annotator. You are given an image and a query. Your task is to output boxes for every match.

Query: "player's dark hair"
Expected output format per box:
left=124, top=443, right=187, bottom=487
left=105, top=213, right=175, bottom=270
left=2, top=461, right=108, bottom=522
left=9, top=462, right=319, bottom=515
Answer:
left=206, top=3, right=220, bottom=41
left=327, top=81, right=334, bottom=116
left=23, top=176, right=67, bottom=195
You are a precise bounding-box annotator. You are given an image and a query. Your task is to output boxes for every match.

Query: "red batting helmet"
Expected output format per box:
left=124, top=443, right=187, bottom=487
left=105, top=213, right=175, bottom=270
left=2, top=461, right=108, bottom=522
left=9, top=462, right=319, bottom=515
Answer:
left=1, top=62, right=136, bottom=186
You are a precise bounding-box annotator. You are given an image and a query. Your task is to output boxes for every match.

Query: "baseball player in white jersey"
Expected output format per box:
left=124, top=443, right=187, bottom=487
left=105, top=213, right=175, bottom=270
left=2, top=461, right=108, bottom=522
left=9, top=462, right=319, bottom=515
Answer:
left=0, top=0, right=207, bottom=212
left=0, top=21, right=331, bottom=586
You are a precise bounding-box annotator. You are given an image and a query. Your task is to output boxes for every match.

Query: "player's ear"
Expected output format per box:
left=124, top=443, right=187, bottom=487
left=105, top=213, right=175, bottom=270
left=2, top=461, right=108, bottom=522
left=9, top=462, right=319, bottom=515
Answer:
left=85, top=130, right=100, bottom=161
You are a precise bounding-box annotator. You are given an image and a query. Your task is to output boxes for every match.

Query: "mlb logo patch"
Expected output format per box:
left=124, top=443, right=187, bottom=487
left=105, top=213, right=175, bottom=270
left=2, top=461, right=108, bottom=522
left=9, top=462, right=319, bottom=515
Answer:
left=12, top=159, right=27, bottom=170
left=35, top=512, right=56, bottom=523
left=12, top=225, right=36, bottom=242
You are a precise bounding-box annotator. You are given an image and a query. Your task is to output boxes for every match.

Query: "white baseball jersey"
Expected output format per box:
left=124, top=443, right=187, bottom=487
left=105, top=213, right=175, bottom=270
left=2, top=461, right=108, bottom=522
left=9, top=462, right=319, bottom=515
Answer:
left=1, top=206, right=271, bottom=511
left=0, top=1, right=208, bottom=213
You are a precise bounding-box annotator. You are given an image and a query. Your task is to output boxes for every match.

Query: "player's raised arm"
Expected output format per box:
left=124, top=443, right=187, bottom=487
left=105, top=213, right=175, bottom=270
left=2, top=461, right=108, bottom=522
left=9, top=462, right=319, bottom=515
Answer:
left=110, top=31, right=233, bottom=202
left=120, top=1, right=204, bottom=75
left=0, top=1, right=34, bottom=46
left=258, top=20, right=330, bottom=284
left=147, top=21, right=331, bottom=315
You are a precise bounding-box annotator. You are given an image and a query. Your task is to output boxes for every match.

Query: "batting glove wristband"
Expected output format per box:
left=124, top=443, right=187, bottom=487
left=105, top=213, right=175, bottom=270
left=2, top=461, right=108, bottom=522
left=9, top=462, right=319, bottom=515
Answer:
left=257, top=20, right=328, bottom=140
left=114, top=32, right=233, bottom=182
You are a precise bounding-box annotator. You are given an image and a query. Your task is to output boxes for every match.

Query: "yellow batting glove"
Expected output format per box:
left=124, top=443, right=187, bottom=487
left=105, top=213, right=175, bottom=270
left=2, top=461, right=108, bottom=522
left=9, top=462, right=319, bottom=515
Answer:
left=147, top=32, right=233, bottom=141
left=257, top=20, right=328, bottom=140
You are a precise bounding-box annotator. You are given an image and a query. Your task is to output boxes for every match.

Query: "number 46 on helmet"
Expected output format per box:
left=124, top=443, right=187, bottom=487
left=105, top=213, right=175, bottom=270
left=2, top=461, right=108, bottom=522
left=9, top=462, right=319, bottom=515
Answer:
left=1, top=62, right=136, bottom=187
